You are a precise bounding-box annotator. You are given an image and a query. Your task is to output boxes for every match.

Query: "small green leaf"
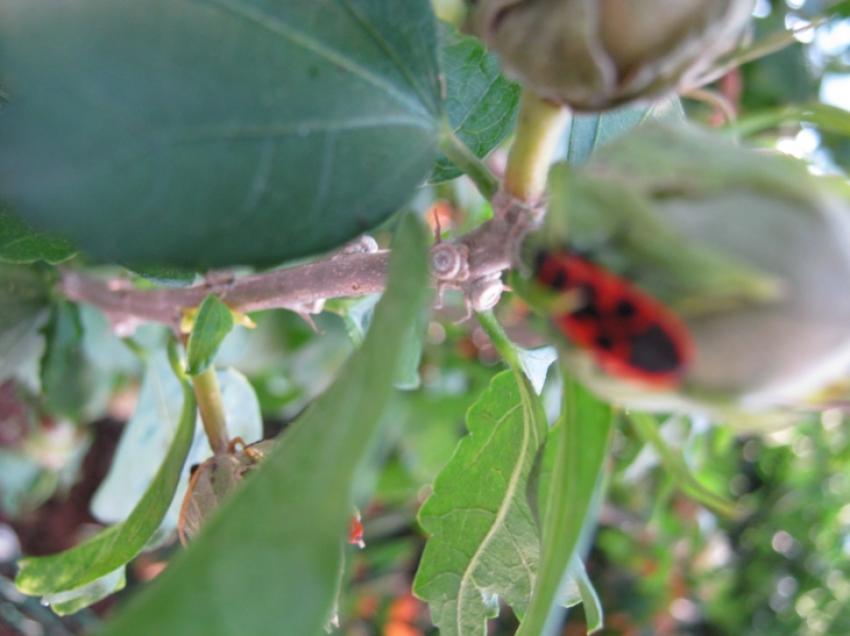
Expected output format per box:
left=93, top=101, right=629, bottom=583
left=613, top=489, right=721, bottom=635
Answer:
left=40, top=301, right=93, bottom=421
left=0, top=264, right=50, bottom=389
left=432, top=22, right=520, bottom=182
left=517, top=373, right=613, bottom=636
left=414, top=369, right=548, bottom=635
left=566, top=96, right=684, bottom=166
left=15, top=376, right=197, bottom=598
left=97, top=214, right=430, bottom=636
left=0, top=0, right=440, bottom=267
left=127, top=264, right=199, bottom=288
left=573, top=559, right=603, bottom=634
left=186, top=295, right=235, bottom=376
left=0, top=206, right=75, bottom=264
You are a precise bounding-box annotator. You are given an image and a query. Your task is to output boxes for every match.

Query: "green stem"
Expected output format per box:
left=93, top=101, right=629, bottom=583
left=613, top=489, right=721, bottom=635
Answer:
left=476, top=310, right=521, bottom=370
left=438, top=120, right=499, bottom=200
left=504, top=91, right=570, bottom=203
left=696, top=16, right=829, bottom=88
left=629, top=412, right=739, bottom=519
left=192, top=365, right=229, bottom=454
left=725, top=102, right=850, bottom=138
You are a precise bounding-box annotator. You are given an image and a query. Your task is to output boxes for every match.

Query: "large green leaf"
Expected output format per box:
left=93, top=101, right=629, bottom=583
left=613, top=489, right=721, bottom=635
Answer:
left=517, top=374, right=613, bottom=636
left=432, top=23, right=520, bottom=182
left=15, top=375, right=197, bottom=598
left=98, top=214, right=430, bottom=636
left=565, top=96, right=684, bottom=166
left=0, top=0, right=441, bottom=267
left=414, top=367, right=548, bottom=635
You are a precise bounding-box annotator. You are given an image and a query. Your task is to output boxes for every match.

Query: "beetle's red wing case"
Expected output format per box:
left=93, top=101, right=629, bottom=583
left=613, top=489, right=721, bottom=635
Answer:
left=534, top=250, right=693, bottom=388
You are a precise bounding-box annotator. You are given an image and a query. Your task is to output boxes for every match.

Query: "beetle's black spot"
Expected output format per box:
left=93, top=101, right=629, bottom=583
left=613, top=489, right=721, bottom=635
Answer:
left=548, top=269, right=568, bottom=289
left=189, top=463, right=201, bottom=477
left=628, top=324, right=681, bottom=373
left=534, top=251, right=548, bottom=274
left=615, top=299, right=637, bottom=318
left=595, top=334, right=614, bottom=351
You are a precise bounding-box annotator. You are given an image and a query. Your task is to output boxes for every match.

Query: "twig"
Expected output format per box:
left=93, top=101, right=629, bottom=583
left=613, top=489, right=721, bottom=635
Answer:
left=59, top=199, right=536, bottom=330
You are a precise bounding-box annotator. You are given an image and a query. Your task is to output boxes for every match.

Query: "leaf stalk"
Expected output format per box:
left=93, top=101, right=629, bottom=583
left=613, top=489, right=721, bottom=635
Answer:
left=504, top=91, right=570, bottom=203
left=192, top=365, right=229, bottom=454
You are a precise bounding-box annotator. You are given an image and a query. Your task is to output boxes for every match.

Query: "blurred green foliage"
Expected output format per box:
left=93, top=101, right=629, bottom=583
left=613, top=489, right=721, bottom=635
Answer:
left=1, top=0, right=849, bottom=634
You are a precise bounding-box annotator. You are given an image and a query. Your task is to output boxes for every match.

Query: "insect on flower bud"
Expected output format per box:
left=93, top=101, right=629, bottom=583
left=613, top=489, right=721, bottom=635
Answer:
left=520, top=123, right=850, bottom=424
left=474, top=0, right=755, bottom=110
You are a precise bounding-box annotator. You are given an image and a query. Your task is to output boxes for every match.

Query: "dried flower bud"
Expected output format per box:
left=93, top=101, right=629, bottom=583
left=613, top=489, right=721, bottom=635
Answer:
left=475, top=0, right=754, bottom=110
left=520, top=124, right=850, bottom=425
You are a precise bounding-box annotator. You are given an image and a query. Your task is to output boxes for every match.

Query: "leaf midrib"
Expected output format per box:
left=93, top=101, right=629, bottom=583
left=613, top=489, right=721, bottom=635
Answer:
left=196, top=0, right=435, bottom=122
left=455, top=375, right=539, bottom=634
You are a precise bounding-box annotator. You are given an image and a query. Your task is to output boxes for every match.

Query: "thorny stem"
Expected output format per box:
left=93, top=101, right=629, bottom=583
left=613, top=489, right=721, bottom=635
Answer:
left=504, top=91, right=570, bottom=203
left=60, top=97, right=563, bottom=330
left=60, top=207, right=532, bottom=330
left=192, top=365, right=229, bottom=455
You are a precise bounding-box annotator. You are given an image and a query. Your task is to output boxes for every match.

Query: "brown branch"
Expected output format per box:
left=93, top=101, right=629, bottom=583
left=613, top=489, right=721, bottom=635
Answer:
left=59, top=194, right=537, bottom=331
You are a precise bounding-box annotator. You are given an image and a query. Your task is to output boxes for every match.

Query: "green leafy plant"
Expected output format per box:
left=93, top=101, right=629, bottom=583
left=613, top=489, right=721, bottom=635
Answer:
left=1, top=1, right=850, bottom=635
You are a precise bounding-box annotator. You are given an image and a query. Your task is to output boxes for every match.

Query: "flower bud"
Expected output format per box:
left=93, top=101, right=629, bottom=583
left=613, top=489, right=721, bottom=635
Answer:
left=475, top=0, right=754, bottom=110
left=520, top=124, right=850, bottom=425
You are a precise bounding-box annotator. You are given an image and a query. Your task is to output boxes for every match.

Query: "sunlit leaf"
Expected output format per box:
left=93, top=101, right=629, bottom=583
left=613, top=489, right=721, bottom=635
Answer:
left=414, top=369, right=547, bottom=635
left=15, top=375, right=197, bottom=598
left=45, top=568, right=126, bottom=617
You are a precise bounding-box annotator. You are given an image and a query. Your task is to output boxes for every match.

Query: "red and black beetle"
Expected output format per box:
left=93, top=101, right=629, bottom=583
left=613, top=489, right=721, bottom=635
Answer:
left=534, top=250, right=693, bottom=388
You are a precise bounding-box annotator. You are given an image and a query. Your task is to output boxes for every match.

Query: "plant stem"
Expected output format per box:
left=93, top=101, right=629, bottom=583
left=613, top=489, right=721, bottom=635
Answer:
left=437, top=120, right=499, bottom=200
left=476, top=310, right=521, bottom=369
left=695, top=15, right=828, bottom=88
left=192, top=365, right=229, bottom=454
left=504, top=91, right=570, bottom=203
left=628, top=412, right=739, bottom=518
